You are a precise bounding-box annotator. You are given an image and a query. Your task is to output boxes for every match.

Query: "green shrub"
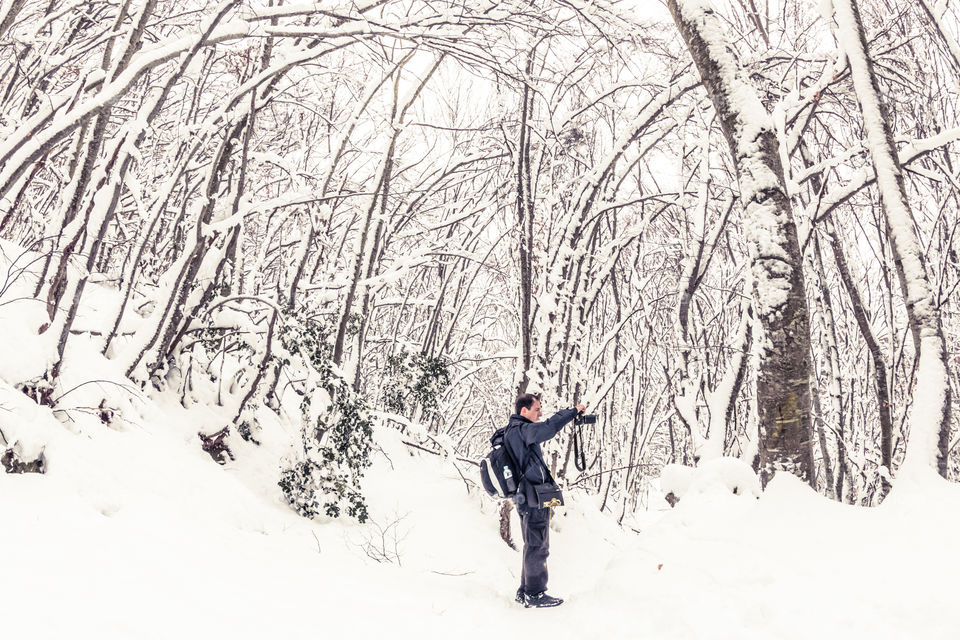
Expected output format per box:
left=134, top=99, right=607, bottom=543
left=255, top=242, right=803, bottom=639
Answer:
left=277, top=311, right=373, bottom=523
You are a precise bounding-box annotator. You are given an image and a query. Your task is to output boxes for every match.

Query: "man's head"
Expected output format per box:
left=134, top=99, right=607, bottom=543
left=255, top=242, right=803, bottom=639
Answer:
left=516, top=393, right=542, bottom=422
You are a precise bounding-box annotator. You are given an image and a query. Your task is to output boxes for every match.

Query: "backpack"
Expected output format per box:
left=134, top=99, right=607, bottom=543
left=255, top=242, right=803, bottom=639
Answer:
left=479, top=425, right=522, bottom=500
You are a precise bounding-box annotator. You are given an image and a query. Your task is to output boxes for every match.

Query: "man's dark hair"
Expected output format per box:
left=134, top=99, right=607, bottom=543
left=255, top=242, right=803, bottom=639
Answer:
left=515, top=393, right=542, bottom=415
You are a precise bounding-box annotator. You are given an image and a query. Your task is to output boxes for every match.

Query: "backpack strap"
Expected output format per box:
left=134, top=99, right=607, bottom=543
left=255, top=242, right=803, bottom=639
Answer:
left=500, top=423, right=524, bottom=481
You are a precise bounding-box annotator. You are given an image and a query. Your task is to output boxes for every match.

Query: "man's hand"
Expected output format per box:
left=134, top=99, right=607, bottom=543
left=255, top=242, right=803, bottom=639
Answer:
left=576, top=404, right=586, bottom=414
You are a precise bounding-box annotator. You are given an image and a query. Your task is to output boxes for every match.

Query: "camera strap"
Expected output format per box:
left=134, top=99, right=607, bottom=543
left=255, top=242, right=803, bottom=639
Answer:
left=572, top=422, right=587, bottom=472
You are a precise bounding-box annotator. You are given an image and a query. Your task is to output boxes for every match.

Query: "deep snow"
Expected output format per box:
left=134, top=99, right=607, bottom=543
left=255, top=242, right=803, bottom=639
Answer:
left=3, top=387, right=960, bottom=639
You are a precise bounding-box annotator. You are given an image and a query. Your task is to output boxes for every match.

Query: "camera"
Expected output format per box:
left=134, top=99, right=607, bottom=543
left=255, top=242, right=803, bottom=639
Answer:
left=575, top=413, right=597, bottom=425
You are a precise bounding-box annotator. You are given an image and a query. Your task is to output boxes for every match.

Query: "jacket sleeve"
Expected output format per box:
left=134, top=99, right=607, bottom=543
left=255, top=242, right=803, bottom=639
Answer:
left=521, top=408, right=579, bottom=444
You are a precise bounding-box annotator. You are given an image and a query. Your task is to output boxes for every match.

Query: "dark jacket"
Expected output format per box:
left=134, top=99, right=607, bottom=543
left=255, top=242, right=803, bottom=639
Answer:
left=503, top=408, right=578, bottom=507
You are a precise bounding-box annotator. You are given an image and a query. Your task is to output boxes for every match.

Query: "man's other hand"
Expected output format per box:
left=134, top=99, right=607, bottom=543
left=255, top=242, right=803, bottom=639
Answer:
left=576, top=404, right=586, bottom=414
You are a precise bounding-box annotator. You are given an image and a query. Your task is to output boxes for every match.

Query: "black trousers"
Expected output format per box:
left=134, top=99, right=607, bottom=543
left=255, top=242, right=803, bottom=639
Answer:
left=519, top=506, right=551, bottom=594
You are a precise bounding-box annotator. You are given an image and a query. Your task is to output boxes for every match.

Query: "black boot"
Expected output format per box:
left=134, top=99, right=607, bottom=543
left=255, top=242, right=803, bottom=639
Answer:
left=524, top=591, right=564, bottom=608
left=515, top=587, right=525, bottom=604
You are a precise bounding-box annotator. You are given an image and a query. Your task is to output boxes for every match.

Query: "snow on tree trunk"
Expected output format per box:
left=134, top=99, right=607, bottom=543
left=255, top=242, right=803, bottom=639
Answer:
left=667, top=0, right=815, bottom=487
left=832, top=0, right=952, bottom=479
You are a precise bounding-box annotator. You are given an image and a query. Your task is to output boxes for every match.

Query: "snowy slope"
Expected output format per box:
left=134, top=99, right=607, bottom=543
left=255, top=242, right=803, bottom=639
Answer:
left=4, top=384, right=959, bottom=639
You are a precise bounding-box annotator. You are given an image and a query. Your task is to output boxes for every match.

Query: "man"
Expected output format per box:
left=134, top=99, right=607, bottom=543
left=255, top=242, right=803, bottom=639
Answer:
left=504, top=392, right=586, bottom=608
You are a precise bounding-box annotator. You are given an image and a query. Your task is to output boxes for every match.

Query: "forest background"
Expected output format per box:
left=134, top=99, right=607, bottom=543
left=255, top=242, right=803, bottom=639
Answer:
left=2, top=0, right=960, bottom=528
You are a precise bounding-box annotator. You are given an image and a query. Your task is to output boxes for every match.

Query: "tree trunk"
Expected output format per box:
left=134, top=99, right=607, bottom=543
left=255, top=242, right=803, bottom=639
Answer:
left=516, top=48, right=536, bottom=396
left=668, top=0, right=815, bottom=487
left=833, top=0, right=952, bottom=479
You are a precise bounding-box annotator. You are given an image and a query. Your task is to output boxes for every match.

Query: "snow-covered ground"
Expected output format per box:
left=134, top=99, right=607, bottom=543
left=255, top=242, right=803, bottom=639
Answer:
left=2, top=239, right=958, bottom=639
left=3, top=386, right=959, bottom=639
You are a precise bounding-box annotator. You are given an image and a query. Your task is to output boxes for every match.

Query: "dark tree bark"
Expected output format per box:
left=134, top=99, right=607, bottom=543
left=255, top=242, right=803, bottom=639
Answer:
left=516, top=47, right=536, bottom=396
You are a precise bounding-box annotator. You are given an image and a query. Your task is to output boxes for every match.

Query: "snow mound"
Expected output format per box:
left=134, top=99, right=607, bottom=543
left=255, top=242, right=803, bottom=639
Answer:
left=660, top=457, right=762, bottom=502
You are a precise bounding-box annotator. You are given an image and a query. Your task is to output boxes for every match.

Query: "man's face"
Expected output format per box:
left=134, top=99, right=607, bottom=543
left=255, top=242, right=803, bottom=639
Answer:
left=520, top=398, right=542, bottom=422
